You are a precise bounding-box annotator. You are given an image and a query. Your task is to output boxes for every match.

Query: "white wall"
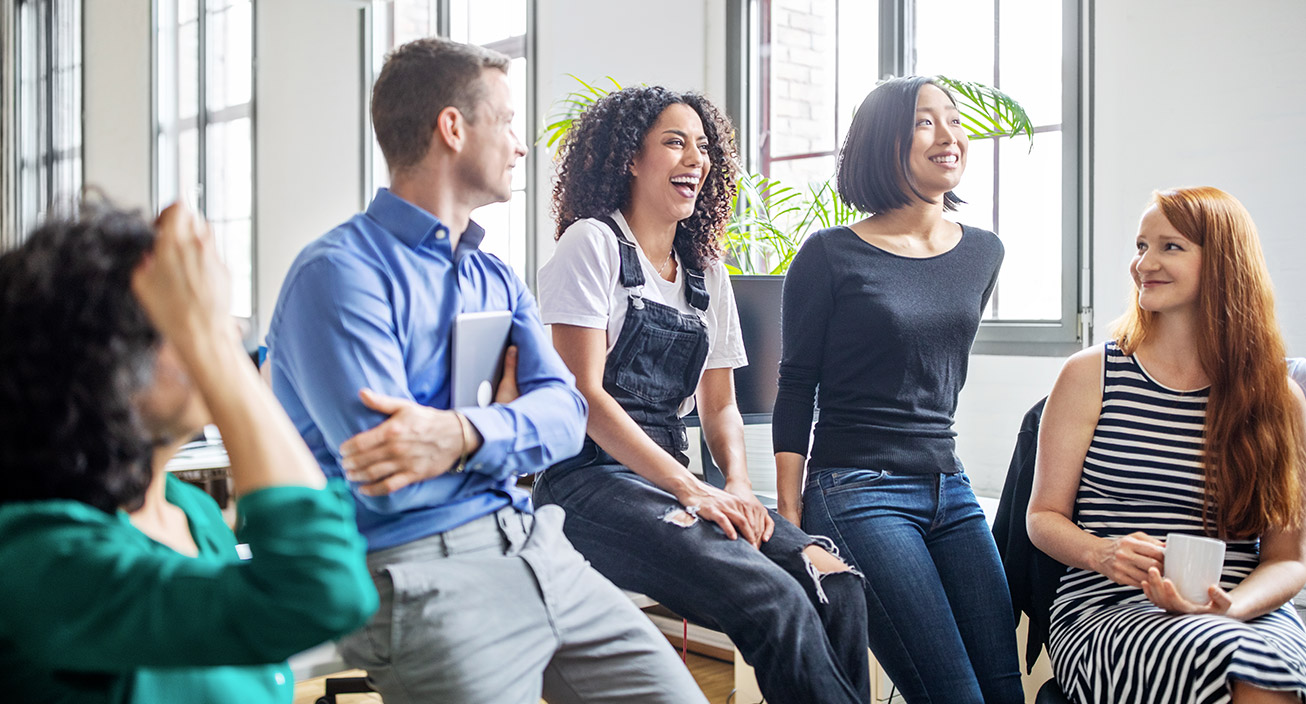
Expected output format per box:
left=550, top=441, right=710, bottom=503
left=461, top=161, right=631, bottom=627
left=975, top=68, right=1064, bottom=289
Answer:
left=253, top=0, right=364, bottom=334
left=956, top=0, right=1306, bottom=495
left=83, top=0, right=152, bottom=210
left=1092, top=0, right=1306, bottom=355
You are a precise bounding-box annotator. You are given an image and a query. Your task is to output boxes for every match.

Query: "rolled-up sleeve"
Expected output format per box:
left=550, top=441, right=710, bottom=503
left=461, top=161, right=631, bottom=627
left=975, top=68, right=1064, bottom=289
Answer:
left=0, top=481, right=376, bottom=669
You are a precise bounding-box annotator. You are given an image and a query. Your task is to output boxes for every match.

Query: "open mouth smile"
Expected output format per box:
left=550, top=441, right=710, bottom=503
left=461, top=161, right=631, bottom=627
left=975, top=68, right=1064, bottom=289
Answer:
left=670, top=174, right=700, bottom=198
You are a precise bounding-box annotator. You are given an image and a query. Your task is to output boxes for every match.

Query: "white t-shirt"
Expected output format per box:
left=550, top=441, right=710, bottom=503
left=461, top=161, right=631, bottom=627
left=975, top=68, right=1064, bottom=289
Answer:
left=538, top=211, right=748, bottom=415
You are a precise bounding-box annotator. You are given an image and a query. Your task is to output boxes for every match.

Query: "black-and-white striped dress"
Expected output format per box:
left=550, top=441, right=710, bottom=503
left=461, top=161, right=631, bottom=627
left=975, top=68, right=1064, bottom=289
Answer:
left=1048, top=341, right=1306, bottom=704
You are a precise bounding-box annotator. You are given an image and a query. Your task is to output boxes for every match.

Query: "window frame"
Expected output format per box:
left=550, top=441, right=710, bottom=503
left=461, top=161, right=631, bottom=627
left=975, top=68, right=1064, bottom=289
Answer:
left=729, top=0, right=1090, bottom=356
left=151, top=0, right=258, bottom=332
left=3, top=0, right=84, bottom=250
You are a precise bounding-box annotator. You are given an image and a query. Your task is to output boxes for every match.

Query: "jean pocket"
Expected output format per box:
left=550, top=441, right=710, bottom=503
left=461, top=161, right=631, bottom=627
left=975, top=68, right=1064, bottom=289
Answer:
left=821, top=468, right=890, bottom=494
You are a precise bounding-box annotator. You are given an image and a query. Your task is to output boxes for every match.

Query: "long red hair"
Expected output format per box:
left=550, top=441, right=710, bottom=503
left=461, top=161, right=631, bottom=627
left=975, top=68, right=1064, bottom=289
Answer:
left=1113, top=186, right=1306, bottom=539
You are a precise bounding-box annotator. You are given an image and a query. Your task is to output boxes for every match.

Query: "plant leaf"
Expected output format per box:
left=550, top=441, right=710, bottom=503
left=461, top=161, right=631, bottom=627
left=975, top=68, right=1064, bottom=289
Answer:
left=935, top=75, right=1035, bottom=144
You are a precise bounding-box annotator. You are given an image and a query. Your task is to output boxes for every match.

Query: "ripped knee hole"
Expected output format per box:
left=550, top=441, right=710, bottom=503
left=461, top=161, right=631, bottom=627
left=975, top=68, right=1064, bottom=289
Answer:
left=802, top=545, right=852, bottom=574
left=660, top=507, right=699, bottom=528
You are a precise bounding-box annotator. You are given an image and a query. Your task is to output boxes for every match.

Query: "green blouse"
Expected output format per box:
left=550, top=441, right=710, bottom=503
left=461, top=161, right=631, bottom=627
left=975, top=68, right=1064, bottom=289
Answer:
left=0, top=475, right=376, bottom=703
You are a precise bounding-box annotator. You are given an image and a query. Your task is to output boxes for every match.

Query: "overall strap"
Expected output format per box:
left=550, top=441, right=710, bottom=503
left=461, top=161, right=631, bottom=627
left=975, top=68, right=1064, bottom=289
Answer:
left=596, top=215, right=645, bottom=289
left=682, top=262, right=710, bottom=312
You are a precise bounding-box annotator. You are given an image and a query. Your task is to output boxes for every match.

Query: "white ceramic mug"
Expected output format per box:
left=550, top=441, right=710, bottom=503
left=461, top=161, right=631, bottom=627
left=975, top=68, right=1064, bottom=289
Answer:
left=1164, top=533, right=1226, bottom=603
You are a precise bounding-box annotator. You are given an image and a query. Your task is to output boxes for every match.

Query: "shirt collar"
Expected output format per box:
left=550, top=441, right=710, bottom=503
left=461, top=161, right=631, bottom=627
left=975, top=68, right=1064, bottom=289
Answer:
left=365, top=188, right=487, bottom=253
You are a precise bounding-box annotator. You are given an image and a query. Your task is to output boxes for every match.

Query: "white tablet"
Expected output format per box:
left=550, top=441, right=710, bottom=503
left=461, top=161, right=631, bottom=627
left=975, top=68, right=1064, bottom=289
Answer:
left=450, top=310, right=513, bottom=408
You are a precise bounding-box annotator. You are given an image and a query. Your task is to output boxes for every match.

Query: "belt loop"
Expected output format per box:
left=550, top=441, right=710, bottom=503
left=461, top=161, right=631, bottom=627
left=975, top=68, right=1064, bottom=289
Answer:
left=496, top=508, right=511, bottom=538
left=497, top=507, right=529, bottom=553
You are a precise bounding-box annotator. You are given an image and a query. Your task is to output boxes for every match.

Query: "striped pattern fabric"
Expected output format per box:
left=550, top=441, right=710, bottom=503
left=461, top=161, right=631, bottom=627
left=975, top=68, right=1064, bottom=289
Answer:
left=1048, top=341, right=1306, bottom=703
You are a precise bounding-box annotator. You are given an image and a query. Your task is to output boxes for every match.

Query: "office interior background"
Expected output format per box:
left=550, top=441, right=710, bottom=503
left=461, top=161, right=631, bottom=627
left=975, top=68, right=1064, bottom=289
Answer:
left=2, top=0, right=1303, bottom=500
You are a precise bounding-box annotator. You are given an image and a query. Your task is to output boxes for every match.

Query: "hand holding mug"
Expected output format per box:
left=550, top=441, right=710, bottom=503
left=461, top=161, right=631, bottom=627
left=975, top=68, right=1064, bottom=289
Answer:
left=1142, top=565, right=1233, bottom=615
left=1093, top=531, right=1165, bottom=587
left=1143, top=533, right=1228, bottom=612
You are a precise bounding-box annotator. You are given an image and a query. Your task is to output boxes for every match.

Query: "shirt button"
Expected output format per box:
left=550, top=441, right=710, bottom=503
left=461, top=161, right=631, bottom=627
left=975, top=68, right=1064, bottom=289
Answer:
left=435, top=229, right=447, bottom=239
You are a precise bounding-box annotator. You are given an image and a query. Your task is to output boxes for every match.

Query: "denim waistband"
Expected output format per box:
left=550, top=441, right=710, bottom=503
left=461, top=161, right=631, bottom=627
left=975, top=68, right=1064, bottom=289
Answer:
left=365, top=505, right=532, bottom=570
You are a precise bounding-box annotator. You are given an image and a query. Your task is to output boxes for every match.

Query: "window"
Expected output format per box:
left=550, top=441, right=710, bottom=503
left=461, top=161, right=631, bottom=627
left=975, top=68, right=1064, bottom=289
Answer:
left=912, top=0, right=1082, bottom=352
left=748, top=0, right=879, bottom=195
left=741, top=0, right=1084, bottom=354
left=364, top=0, right=534, bottom=283
left=155, top=0, right=255, bottom=320
left=3, top=0, right=82, bottom=249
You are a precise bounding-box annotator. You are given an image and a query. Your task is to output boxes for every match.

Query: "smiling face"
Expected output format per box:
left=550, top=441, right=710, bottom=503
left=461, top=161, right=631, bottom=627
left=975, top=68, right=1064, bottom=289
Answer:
left=628, top=102, right=711, bottom=225
left=1131, top=205, right=1203, bottom=314
left=458, top=69, right=527, bottom=208
left=905, top=83, right=967, bottom=199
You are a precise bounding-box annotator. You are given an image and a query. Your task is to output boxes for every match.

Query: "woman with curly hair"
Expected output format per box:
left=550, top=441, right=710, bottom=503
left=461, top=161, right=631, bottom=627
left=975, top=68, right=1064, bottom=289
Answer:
left=0, top=204, right=375, bottom=702
left=1030, top=187, right=1306, bottom=703
left=533, top=86, right=870, bottom=704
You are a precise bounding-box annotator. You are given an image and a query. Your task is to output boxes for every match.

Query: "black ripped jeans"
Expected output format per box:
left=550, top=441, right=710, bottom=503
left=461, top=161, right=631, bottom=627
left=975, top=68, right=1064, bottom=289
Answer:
left=535, top=442, right=871, bottom=704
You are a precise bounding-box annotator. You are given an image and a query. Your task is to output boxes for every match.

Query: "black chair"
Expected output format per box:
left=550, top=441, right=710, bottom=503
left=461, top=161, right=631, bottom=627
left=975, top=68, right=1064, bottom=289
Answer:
left=315, top=675, right=375, bottom=704
left=1036, top=678, right=1072, bottom=704
left=992, top=397, right=1072, bottom=704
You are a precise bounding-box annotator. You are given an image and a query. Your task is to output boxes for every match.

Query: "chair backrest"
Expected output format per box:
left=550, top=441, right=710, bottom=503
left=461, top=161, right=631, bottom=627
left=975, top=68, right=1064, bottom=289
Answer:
left=729, top=275, right=786, bottom=418
left=992, top=397, right=1071, bottom=675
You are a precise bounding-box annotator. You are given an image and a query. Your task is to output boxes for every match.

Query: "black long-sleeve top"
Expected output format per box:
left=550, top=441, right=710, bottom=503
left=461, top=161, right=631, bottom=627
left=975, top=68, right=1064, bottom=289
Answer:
left=772, top=224, right=1003, bottom=474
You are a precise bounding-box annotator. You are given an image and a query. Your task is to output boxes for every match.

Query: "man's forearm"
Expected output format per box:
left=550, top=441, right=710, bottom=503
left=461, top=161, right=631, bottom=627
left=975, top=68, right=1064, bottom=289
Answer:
left=459, top=381, right=588, bottom=477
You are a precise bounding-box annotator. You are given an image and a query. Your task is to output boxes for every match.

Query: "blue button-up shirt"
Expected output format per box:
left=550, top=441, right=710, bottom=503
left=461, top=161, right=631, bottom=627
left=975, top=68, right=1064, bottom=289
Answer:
left=267, top=189, right=587, bottom=551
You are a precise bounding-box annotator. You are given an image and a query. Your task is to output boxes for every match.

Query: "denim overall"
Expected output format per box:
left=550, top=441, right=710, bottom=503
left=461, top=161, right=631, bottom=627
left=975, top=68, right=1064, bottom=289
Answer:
left=535, top=216, right=871, bottom=704
left=594, top=214, right=711, bottom=460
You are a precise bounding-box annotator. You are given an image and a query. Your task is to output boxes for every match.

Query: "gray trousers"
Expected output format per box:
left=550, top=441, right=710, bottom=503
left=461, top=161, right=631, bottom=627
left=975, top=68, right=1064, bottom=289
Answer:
left=339, top=504, right=706, bottom=704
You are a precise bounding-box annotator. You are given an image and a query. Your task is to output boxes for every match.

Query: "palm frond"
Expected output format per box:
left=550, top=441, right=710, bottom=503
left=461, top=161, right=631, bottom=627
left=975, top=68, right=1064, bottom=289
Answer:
left=934, top=75, right=1034, bottom=143
left=536, top=75, right=623, bottom=147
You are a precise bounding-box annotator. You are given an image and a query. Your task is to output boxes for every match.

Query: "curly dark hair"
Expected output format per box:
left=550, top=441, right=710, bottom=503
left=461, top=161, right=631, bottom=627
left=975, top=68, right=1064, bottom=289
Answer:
left=551, top=87, right=739, bottom=269
left=0, top=205, right=159, bottom=513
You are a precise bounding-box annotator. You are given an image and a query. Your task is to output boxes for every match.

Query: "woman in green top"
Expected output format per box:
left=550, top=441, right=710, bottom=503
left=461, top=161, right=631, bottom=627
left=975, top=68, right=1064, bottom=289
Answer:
left=0, top=204, right=377, bottom=703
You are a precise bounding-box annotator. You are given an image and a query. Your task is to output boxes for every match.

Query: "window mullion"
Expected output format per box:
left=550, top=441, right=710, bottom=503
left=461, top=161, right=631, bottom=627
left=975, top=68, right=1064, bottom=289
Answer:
left=881, top=0, right=908, bottom=78
left=42, top=0, right=54, bottom=214
left=196, top=0, right=207, bottom=215
left=434, top=0, right=449, bottom=37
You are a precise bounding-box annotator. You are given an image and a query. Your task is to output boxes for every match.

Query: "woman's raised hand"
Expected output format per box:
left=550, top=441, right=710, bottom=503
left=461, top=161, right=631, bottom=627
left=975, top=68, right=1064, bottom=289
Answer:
left=1093, top=531, right=1166, bottom=587
left=131, top=203, right=233, bottom=349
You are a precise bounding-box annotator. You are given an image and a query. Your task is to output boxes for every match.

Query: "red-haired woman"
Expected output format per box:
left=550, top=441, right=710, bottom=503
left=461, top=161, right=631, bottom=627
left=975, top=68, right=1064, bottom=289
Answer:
left=1030, top=186, right=1306, bottom=703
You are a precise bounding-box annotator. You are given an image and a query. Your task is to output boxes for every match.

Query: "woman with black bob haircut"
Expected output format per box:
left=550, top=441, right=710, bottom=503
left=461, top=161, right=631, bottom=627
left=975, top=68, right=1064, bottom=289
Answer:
left=535, top=86, right=872, bottom=704
left=0, top=203, right=375, bottom=702
left=773, top=75, right=1024, bottom=703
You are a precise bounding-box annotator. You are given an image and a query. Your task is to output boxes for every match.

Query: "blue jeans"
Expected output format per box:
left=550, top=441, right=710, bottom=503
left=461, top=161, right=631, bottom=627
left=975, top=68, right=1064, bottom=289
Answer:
left=803, top=468, right=1024, bottom=704
left=536, top=443, right=871, bottom=704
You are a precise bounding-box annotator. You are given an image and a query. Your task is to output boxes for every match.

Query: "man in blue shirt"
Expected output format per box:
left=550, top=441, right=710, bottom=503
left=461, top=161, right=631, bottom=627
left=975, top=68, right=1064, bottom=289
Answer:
left=267, top=37, right=703, bottom=704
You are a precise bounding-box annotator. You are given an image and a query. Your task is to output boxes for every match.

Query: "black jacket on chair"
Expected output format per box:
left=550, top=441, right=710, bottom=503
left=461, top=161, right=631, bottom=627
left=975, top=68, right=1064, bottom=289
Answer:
left=991, top=397, right=1071, bottom=674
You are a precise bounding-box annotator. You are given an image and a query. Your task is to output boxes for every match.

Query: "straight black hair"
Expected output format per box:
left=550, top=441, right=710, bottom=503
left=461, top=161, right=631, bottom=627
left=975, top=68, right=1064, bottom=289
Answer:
left=836, top=76, right=964, bottom=214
